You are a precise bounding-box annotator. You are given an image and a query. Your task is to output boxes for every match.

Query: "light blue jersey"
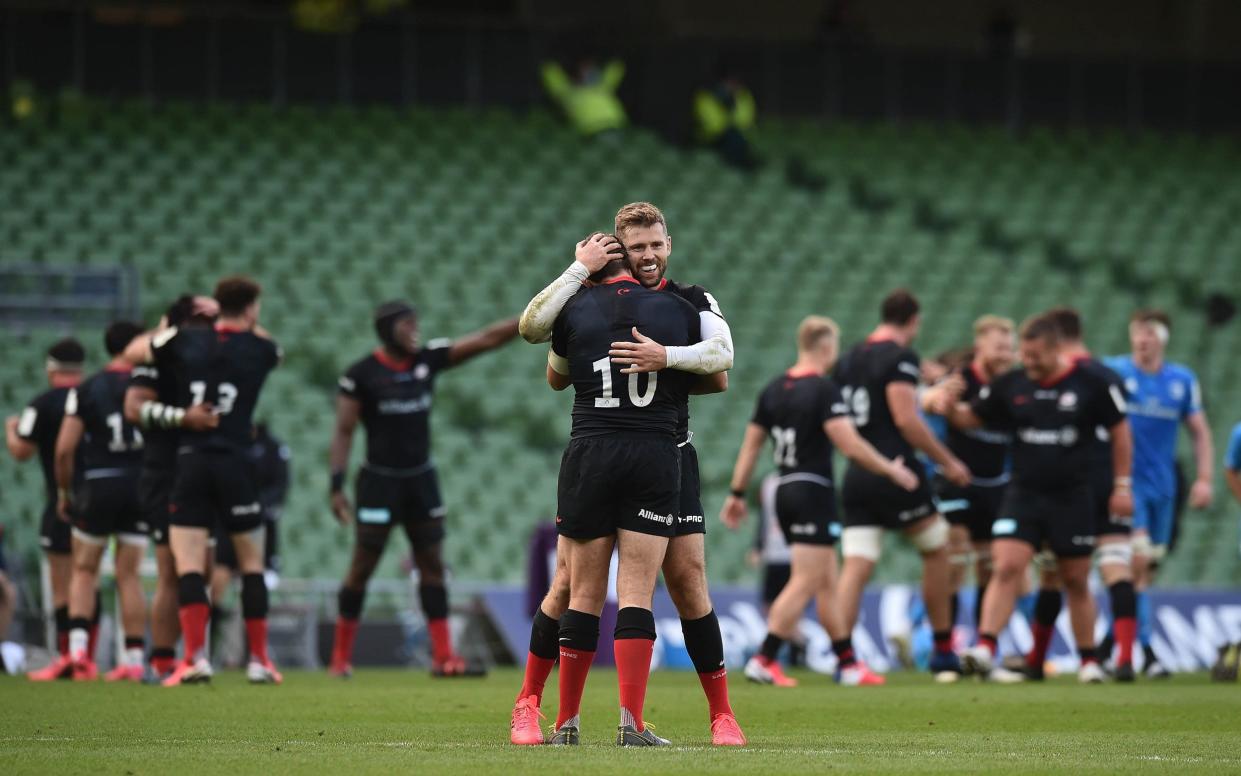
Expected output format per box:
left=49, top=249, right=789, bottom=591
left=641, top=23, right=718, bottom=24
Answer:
left=1103, top=355, right=1202, bottom=500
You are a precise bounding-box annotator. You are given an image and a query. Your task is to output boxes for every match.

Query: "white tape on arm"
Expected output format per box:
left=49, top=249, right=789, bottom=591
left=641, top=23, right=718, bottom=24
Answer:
left=518, top=261, right=590, bottom=343
left=664, top=312, right=735, bottom=374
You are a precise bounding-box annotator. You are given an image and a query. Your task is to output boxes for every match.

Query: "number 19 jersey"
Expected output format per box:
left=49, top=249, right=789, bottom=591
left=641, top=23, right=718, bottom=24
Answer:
left=832, top=338, right=922, bottom=459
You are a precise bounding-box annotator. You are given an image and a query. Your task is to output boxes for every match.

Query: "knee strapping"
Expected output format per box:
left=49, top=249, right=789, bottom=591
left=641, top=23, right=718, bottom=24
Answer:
left=614, top=607, right=656, bottom=641
left=177, top=572, right=209, bottom=607
left=910, top=516, right=950, bottom=554
left=558, top=609, right=600, bottom=652
left=1096, top=541, right=1133, bottom=568
left=841, top=526, right=883, bottom=561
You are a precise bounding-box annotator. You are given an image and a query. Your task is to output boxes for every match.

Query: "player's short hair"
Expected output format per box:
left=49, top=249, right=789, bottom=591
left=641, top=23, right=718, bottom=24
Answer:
left=973, top=314, right=1014, bottom=338
left=46, top=338, right=85, bottom=369
left=1131, top=308, right=1172, bottom=331
left=1019, top=314, right=1060, bottom=345
left=797, top=315, right=839, bottom=353
left=880, top=289, right=919, bottom=326
left=214, top=275, right=262, bottom=317
left=934, top=346, right=974, bottom=372
left=614, top=201, right=667, bottom=238
left=1043, top=306, right=1083, bottom=341
left=104, top=320, right=145, bottom=356
left=588, top=234, right=629, bottom=284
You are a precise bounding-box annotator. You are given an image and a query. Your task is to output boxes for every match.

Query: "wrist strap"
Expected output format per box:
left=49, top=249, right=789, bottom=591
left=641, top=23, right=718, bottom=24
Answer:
left=730, top=488, right=745, bottom=499
left=330, top=471, right=346, bottom=494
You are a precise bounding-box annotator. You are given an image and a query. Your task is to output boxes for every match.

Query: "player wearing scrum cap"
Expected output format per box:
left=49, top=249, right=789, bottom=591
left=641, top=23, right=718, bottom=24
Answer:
left=7, top=338, right=86, bottom=680
left=327, top=300, right=518, bottom=677
left=1104, top=309, right=1213, bottom=678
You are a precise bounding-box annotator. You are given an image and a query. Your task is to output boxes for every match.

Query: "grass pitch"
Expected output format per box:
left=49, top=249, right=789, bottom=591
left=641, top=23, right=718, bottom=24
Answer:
left=1, top=667, right=1239, bottom=775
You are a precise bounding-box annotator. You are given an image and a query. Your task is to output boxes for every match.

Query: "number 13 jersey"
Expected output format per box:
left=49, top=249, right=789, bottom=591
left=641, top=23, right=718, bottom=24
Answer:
left=552, top=277, right=700, bottom=438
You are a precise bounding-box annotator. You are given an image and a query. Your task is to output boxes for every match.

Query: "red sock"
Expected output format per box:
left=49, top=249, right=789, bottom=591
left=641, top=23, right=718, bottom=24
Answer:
left=179, top=603, right=210, bottom=663
left=1114, top=617, right=1136, bottom=667
left=615, top=638, right=655, bottom=731
left=555, top=646, right=595, bottom=729
left=428, top=618, right=453, bottom=663
left=697, top=668, right=733, bottom=719
left=1027, top=622, right=1054, bottom=668
left=518, top=653, right=557, bottom=703
left=87, top=623, right=99, bottom=660
left=151, top=655, right=176, bottom=675
left=245, top=618, right=269, bottom=664
left=333, top=617, right=359, bottom=666
left=978, top=634, right=998, bottom=658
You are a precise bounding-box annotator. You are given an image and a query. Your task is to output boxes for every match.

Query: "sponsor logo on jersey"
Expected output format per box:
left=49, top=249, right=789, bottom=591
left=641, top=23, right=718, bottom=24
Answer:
left=1058, top=391, right=1078, bottom=410
left=231, top=502, right=262, bottom=516
left=378, top=396, right=432, bottom=415
left=676, top=514, right=704, bottom=524
left=414, top=364, right=430, bottom=381
left=638, top=508, right=674, bottom=526
left=1017, top=426, right=1078, bottom=446
left=898, top=503, right=934, bottom=522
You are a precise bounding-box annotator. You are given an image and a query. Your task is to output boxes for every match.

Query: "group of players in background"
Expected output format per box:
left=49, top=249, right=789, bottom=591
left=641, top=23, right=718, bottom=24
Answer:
left=0, top=199, right=1226, bottom=748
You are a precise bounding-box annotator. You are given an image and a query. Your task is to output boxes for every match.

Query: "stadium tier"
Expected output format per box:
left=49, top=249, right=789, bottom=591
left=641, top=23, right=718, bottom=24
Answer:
left=2, top=98, right=1238, bottom=586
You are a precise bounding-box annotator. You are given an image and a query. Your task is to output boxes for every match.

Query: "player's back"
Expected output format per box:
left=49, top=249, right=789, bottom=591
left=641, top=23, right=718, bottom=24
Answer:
left=71, top=367, right=144, bottom=471
left=833, top=338, right=921, bottom=459
left=155, top=324, right=280, bottom=450
left=753, top=372, right=846, bottom=480
left=19, top=385, right=78, bottom=497
left=554, top=278, right=699, bottom=437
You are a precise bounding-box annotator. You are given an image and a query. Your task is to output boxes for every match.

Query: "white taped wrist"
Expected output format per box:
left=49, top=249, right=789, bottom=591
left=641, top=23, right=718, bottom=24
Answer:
left=518, top=262, right=590, bottom=344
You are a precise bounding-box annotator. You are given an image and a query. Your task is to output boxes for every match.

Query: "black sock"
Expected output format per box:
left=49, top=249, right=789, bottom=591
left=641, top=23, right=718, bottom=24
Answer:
left=1143, top=644, right=1158, bottom=666
left=759, top=632, right=784, bottom=661
left=68, top=616, right=90, bottom=633
left=529, top=607, right=560, bottom=661
left=1034, top=588, right=1062, bottom=627
left=418, top=583, right=449, bottom=621
left=124, top=636, right=145, bottom=651
left=832, top=637, right=856, bottom=669
left=974, top=583, right=988, bottom=629
left=338, top=586, right=366, bottom=621
left=681, top=610, right=725, bottom=674
left=558, top=609, right=600, bottom=652
left=933, top=629, right=953, bottom=654
left=150, top=646, right=176, bottom=660
left=615, top=607, right=657, bottom=641
left=177, top=572, right=209, bottom=606
left=55, top=605, right=70, bottom=637
left=241, top=573, right=268, bottom=620
left=1079, top=646, right=1098, bottom=664
left=1109, top=580, right=1137, bottom=619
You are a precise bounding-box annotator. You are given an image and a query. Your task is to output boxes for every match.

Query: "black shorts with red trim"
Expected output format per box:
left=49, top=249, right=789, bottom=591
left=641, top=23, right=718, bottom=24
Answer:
left=841, top=464, right=936, bottom=530
left=556, top=435, right=680, bottom=541
left=991, top=483, right=1095, bottom=558
left=169, top=448, right=263, bottom=534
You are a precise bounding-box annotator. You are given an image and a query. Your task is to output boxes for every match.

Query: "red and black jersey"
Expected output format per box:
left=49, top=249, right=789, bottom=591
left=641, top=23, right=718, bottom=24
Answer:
left=945, top=363, right=1011, bottom=482
left=67, top=367, right=144, bottom=472
left=16, top=385, right=79, bottom=501
left=152, top=324, right=280, bottom=451
left=750, top=371, right=849, bottom=481
left=338, top=342, right=453, bottom=470
left=659, top=277, right=725, bottom=441
left=1069, top=354, right=1129, bottom=475
left=129, top=361, right=180, bottom=469
left=971, top=363, right=1127, bottom=491
left=552, top=277, right=700, bottom=439
left=832, top=338, right=922, bottom=460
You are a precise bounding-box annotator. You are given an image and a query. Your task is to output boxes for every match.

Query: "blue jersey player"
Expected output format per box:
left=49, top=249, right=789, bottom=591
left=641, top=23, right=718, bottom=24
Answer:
left=1225, top=423, right=1241, bottom=558
left=1104, top=309, right=1214, bottom=678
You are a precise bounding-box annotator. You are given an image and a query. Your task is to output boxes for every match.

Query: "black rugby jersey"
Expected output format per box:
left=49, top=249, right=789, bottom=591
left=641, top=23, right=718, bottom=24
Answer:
left=338, top=342, right=452, bottom=470
left=16, top=385, right=78, bottom=500
left=750, top=371, right=849, bottom=481
left=658, top=277, right=725, bottom=442
left=1070, top=354, right=1128, bottom=477
left=945, top=363, right=1011, bottom=483
left=67, top=367, right=145, bottom=471
left=129, top=362, right=180, bottom=468
left=832, top=338, right=922, bottom=459
left=971, top=363, right=1127, bottom=490
left=552, top=277, right=700, bottom=438
left=152, top=324, right=280, bottom=451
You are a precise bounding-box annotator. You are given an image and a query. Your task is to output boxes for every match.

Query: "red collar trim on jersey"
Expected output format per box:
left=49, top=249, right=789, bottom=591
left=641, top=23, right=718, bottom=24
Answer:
left=785, top=367, right=821, bottom=379
left=601, top=275, right=640, bottom=285
left=50, top=375, right=82, bottom=388
left=970, top=361, right=990, bottom=385
left=1038, top=362, right=1078, bottom=388
left=865, top=334, right=898, bottom=344
left=373, top=348, right=413, bottom=372
left=1068, top=351, right=1092, bottom=365
left=105, top=363, right=133, bottom=375
left=654, top=278, right=669, bottom=291
left=214, top=323, right=248, bottom=334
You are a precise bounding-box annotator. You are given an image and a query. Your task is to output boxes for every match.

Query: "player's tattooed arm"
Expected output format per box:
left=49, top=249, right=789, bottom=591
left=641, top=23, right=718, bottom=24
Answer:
left=329, top=395, right=362, bottom=525
left=519, top=233, right=622, bottom=343
left=720, top=422, right=767, bottom=529
left=447, top=317, right=519, bottom=366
